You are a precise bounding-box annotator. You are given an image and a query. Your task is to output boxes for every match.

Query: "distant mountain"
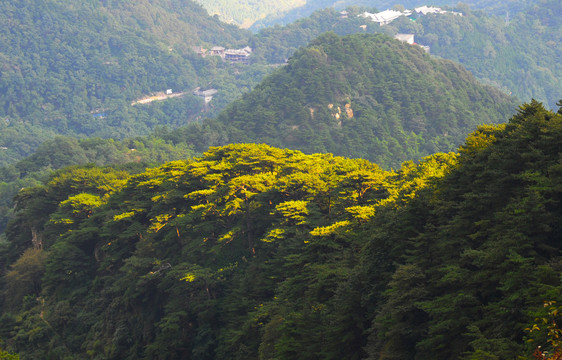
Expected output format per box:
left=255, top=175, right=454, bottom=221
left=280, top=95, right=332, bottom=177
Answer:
left=192, top=0, right=307, bottom=28
left=192, top=0, right=540, bottom=29
left=249, top=1, right=559, bottom=110
left=0, top=0, right=258, bottom=166
left=390, top=0, right=561, bottom=110
left=180, top=33, right=517, bottom=168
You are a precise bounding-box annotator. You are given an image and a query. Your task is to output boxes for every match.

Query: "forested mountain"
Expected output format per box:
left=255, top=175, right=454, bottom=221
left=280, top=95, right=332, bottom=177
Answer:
left=179, top=33, right=517, bottom=168
left=250, top=7, right=381, bottom=64
left=0, top=100, right=560, bottom=359
left=0, top=0, right=265, bottom=166
left=249, top=1, right=560, bottom=110
left=2, top=0, right=555, bottom=169
left=0, top=29, right=520, bottom=241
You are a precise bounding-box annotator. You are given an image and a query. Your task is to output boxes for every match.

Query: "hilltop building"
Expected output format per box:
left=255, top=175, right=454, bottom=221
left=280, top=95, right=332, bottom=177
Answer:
left=394, top=33, right=415, bottom=45
left=394, top=33, right=431, bottom=53
left=414, top=6, right=463, bottom=16
left=193, top=88, right=218, bottom=104
left=224, top=46, right=252, bottom=64
left=210, top=46, right=225, bottom=56
left=360, top=9, right=408, bottom=25
left=195, top=45, right=252, bottom=64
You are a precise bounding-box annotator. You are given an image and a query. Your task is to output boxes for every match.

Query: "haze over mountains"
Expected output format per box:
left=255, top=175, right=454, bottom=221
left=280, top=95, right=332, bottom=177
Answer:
left=195, top=0, right=541, bottom=28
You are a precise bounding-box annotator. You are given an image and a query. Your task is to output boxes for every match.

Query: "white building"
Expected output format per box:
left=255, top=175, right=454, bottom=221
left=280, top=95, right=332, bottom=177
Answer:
left=360, top=6, right=462, bottom=26
left=394, top=34, right=415, bottom=45
left=414, top=6, right=463, bottom=16
left=193, top=88, right=218, bottom=103
left=360, top=9, right=405, bottom=26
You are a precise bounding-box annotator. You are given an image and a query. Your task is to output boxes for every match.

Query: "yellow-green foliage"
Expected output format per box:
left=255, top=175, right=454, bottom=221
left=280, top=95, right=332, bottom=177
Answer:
left=4, top=101, right=559, bottom=360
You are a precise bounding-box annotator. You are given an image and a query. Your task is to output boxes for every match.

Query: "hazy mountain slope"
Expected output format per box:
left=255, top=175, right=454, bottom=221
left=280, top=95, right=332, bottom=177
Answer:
left=193, top=0, right=539, bottom=29
left=184, top=33, right=517, bottom=168
left=193, top=0, right=306, bottom=28
left=251, top=7, right=382, bottom=64
left=0, top=0, right=256, bottom=166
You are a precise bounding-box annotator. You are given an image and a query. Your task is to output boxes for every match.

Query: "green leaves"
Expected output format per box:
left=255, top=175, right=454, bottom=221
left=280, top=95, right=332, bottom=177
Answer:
left=2, top=101, right=560, bottom=359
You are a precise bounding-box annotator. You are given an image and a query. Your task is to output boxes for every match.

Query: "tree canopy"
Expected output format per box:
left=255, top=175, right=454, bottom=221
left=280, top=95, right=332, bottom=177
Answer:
left=0, top=100, right=560, bottom=359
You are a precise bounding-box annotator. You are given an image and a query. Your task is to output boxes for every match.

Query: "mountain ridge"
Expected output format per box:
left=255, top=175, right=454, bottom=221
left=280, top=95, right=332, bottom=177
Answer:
left=179, top=32, right=517, bottom=168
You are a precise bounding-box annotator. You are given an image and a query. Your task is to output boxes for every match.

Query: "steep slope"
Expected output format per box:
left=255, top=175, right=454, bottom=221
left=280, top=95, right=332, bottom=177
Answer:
left=188, top=32, right=517, bottom=168
left=1, top=101, right=560, bottom=359
left=0, top=0, right=255, bottom=166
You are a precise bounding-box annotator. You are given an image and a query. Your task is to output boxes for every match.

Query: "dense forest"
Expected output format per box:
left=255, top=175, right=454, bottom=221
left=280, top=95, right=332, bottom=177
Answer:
left=0, top=0, right=269, bottom=166
left=0, top=135, right=197, bottom=234
left=0, top=1, right=560, bottom=358
left=2, top=0, right=557, bottom=168
left=0, top=100, right=560, bottom=359
left=182, top=33, right=516, bottom=168
left=0, top=28, right=522, bottom=235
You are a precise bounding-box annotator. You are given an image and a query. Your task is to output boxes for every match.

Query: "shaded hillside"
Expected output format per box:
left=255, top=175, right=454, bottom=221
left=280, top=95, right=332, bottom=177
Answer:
left=0, top=0, right=259, bottom=166
left=0, top=101, right=560, bottom=359
left=185, top=33, right=517, bottom=168
left=362, top=100, right=562, bottom=359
